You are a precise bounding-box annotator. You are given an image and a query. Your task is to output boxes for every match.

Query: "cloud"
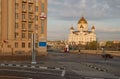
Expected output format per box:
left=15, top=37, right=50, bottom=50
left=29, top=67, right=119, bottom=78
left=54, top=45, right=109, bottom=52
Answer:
left=48, top=0, right=120, bottom=41
left=48, top=0, right=120, bottom=21
left=97, top=28, right=120, bottom=34
left=80, top=0, right=87, bottom=9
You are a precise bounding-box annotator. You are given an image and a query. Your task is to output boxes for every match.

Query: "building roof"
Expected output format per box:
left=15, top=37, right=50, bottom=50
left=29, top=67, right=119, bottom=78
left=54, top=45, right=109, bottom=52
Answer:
left=70, top=26, right=74, bottom=30
left=91, top=25, right=95, bottom=29
left=78, top=16, right=87, bottom=24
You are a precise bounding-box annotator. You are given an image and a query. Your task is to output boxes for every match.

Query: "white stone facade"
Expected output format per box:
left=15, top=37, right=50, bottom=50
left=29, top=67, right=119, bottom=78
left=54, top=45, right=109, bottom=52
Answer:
left=68, top=16, right=96, bottom=45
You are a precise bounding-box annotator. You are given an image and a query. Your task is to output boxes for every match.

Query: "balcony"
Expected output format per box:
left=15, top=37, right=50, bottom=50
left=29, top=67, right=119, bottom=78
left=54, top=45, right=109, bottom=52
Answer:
left=22, top=29, right=27, bottom=32
left=28, top=29, right=33, bottom=32
left=28, top=18, right=34, bottom=23
left=28, top=10, right=33, bottom=14
left=22, top=9, right=27, bottom=13
left=28, top=0, right=34, bottom=4
left=28, top=20, right=33, bottom=23
left=22, top=19, right=27, bottom=22
left=22, top=0, right=27, bottom=3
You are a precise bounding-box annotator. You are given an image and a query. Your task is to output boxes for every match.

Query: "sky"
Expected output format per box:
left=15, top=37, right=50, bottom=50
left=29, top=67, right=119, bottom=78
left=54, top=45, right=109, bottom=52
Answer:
left=47, top=0, right=120, bottom=41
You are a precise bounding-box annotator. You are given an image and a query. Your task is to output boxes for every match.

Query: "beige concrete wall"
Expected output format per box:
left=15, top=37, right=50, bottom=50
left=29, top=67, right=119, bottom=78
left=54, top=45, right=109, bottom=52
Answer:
left=8, top=0, right=15, bottom=40
left=1, top=0, right=8, bottom=40
left=0, top=0, right=48, bottom=56
left=38, top=0, right=47, bottom=55
left=0, top=0, right=1, bottom=41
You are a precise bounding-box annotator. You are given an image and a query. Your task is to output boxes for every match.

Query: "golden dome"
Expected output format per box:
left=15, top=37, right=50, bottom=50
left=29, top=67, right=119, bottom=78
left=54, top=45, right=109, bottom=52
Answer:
left=78, top=16, right=87, bottom=24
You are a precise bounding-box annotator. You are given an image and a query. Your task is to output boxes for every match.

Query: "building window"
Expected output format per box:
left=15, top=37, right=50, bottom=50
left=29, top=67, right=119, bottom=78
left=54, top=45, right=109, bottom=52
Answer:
left=15, top=13, right=19, bottom=19
left=15, top=32, right=19, bottom=39
left=22, top=3, right=26, bottom=10
left=22, top=22, right=25, bottom=29
left=28, top=14, right=32, bottom=20
left=35, top=16, right=38, bottom=21
left=22, top=14, right=26, bottom=20
left=28, top=4, right=32, bottom=11
left=15, top=23, right=19, bottom=29
left=22, top=33, right=25, bottom=38
left=28, top=42, right=31, bottom=48
left=22, top=42, right=25, bottom=48
left=28, top=33, right=32, bottom=39
left=28, top=23, right=32, bottom=30
left=15, top=3, right=19, bottom=9
left=15, top=42, right=18, bottom=48
left=41, top=20, right=44, bottom=34
left=35, top=6, right=38, bottom=12
left=36, top=33, right=38, bottom=39
left=35, top=43, right=38, bottom=48
left=7, top=45, right=11, bottom=48
left=41, top=3, right=44, bottom=12
left=28, top=0, right=32, bottom=2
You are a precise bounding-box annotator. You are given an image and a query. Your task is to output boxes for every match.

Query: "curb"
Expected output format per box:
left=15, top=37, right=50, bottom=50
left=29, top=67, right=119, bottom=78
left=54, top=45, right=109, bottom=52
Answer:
left=83, top=63, right=108, bottom=72
left=0, top=63, right=65, bottom=71
left=0, top=63, right=66, bottom=77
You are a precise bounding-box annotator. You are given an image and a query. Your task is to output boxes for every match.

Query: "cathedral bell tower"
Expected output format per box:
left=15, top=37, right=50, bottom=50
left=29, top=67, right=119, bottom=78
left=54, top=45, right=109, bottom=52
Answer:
left=78, top=16, right=88, bottom=31
left=91, top=25, right=95, bottom=32
left=70, top=26, right=74, bottom=34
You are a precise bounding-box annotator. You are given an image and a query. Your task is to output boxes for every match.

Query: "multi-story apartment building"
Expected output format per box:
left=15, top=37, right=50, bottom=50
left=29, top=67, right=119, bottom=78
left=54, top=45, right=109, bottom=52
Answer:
left=0, top=0, right=47, bottom=55
left=68, top=16, right=96, bottom=45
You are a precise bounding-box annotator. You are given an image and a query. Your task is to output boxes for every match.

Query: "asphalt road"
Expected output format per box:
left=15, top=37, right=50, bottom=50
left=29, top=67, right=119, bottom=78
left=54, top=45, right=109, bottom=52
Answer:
left=0, top=52, right=120, bottom=79
left=0, top=66, right=84, bottom=79
left=0, top=66, right=65, bottom=79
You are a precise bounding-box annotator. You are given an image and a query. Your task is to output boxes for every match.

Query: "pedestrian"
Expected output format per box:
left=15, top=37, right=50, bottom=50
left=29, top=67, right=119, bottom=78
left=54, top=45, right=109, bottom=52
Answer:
left=67, top=48, right=69, bottom=53
left=64, top=48, right=67, bottom=52
left=78, top=49, right=80, bottom=54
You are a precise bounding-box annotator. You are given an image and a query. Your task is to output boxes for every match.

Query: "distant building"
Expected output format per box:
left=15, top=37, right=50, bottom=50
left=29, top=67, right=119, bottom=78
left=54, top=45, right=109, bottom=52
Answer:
left=113, top=40, right=120, bottom=44
left=99, top=41, right=106, bottom=47
left=68, top=16, right=96, bottom=45
left=0, top=0, right=47, bottom=55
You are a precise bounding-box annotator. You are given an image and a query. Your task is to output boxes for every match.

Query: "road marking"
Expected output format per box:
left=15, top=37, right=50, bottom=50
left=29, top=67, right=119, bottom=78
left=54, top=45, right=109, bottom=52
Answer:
left=1, top=64, right=5, bottom=66
left=31, top=66, right=35, bottom=68
left=23, top=65, right=28, bottom=68
left=8, top=64, right=13, bottom=66
left=56, top=68, right=60, bottom=70
left=96, top=68, right=100, bottom=70
left=0, top=63, right=65, bottom=70
left=85, top=77, right=104, bottom=79
left=0, top=75, right=32, bottom=79
left=39, top=66, right=47, bottom=69
left=61, top=70, right=65, bottom=77
left=16, top=64, right=20, bottom=67
left=83, top=63, right=108, bottom=72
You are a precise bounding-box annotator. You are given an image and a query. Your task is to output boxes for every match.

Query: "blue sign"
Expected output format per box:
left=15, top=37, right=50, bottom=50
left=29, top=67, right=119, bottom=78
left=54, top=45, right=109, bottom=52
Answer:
left=39, top=42, right=46, bottom=47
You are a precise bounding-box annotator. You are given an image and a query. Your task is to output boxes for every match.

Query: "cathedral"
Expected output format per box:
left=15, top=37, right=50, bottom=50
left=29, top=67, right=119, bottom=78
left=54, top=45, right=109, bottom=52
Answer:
left=68, top=16, right=96, bottom=45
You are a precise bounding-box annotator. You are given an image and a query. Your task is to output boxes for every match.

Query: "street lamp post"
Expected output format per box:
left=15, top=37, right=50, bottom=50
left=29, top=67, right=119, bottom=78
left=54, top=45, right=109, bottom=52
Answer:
left=31, top=33, right=36, bottom=64
left=96, top=38, right=98, bottom=55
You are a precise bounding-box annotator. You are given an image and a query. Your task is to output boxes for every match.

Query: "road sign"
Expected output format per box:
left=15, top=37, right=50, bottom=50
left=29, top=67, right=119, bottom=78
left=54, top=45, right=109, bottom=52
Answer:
left=40, top=12, right=47, bottom=20
left=39, top=42, right=46, bottom=47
